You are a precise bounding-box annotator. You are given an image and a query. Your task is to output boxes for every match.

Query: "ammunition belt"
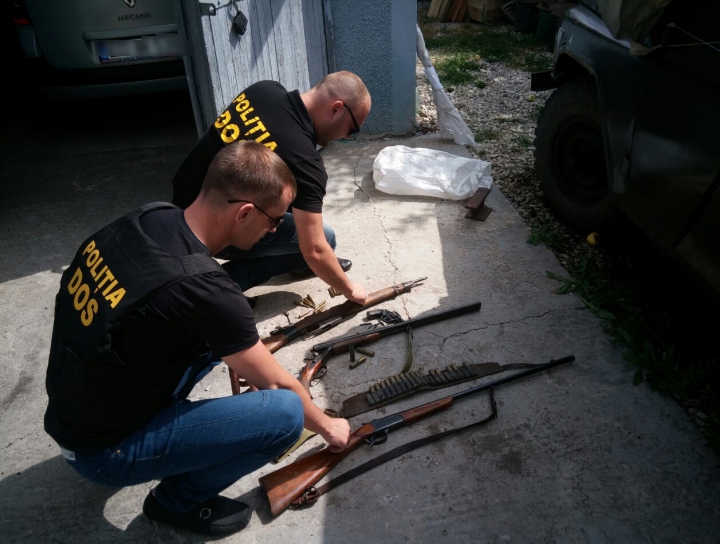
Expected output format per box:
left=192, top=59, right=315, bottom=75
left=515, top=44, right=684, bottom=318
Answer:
left=339, top=361, right=537, bottom=418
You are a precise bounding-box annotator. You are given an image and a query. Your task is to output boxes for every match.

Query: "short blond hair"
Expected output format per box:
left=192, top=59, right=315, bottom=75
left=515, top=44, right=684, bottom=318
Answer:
left=201, top=140, right=296, bottom=208
left=314, top=70, right=370, bottom=110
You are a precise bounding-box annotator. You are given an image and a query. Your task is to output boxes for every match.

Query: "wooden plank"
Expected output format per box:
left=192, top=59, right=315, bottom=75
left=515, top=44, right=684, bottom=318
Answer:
left=455, top=0, right=468, bottom=22
left=253, top=0, right=280, bottom=81
left=428, top=0, right=443, bottom=18
left=302, top=0, right=328, bottom=88
left=439, top=0, right=454, bottom=22
left=208, top=7, right=240, bottom=111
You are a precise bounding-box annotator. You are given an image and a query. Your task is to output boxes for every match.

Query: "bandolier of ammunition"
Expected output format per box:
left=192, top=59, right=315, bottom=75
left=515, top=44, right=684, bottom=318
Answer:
left=339, top=361, right=540, bottom=418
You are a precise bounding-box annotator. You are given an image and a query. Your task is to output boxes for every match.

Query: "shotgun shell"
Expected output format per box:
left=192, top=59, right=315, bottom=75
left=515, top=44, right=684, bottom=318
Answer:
left=368, top=385, right=381, bottom=405
left=356, top=347, right=375, bottom=357
left=377, top=379, right=392, bottom=400
left=328, top=286, right=341, bottom=298
left=349, top=356, right=367, bottom=369
left=388, top=376, right=402, bottom=396
left=446, top=365, right=461, bottom=381
left=398, top=373, right=414, bottom=392
left=458, top=363, right=473, bottom=378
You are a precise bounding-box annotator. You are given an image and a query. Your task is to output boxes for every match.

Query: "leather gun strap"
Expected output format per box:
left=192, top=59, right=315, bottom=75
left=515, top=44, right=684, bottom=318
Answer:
left=292, top=389, right=498, bottom=508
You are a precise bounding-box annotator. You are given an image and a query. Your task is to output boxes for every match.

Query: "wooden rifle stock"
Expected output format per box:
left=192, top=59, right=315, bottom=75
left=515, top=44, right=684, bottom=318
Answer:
left=260, top=397, right=454, bottom=516
left=228, top=278, right=427, bottom=394
left=260, top=425, right=373, bottom=516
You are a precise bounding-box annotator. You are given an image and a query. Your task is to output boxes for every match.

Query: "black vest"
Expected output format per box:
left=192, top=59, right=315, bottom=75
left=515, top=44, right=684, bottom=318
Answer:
left=44, top=202, right=225, bottom=453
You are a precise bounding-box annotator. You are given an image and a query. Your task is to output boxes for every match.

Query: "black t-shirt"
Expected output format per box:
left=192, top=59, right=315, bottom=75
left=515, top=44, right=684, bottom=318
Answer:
left=100, top=208, right=259, bottom=440
left=118, top=207, right=259, bottom=365
left=172, top=80, right=328, bottom=213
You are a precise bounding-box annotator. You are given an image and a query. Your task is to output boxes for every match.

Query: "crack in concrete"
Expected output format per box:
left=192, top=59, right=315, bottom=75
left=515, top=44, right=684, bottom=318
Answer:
left=431, top=307, right=586, bottom=357
left=2, top=431, right=36, bottom=451
left=350, top=143, right=405, bottom=315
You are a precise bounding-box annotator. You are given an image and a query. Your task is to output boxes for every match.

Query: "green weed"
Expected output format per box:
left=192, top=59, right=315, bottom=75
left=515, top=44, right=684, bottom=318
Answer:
left=424, top=26, right=550, bottom=72
left=530, top=103, right=543, bottom=122
left=515, top=134, right=533, bottom=148
left=434, top=53, right=482, bottom=86
left=527, top=222, right=566, bottom=253
left=474, top=128, right=500, bottom=142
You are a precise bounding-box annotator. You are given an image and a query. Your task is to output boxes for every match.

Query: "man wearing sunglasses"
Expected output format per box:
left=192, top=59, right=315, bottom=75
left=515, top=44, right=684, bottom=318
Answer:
left=172, top=71, right=372, bottom=306
left=45, top=141, right=352, bottom=536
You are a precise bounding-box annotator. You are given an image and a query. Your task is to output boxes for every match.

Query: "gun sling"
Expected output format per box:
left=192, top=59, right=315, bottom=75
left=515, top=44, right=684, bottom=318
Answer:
left=292, top=388, right=498, bottom=508
left=339, top=361, right=540, bottom=418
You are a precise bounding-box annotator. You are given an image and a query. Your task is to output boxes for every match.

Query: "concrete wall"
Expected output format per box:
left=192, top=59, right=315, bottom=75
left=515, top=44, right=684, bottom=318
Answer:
left=327, top=0, right=417, bottom=135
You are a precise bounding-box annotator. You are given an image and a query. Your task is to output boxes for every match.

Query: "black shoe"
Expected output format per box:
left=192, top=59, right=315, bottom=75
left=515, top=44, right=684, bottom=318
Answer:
left=337, top=258, right=353, bottom=272
left=143, top=492, right=251, bottom=536
left=290, top=258, right=352, bottom=278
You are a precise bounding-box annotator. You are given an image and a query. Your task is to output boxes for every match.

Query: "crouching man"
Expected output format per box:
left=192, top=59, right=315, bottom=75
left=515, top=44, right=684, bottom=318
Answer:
left=43, top=140, right=350, bottom=536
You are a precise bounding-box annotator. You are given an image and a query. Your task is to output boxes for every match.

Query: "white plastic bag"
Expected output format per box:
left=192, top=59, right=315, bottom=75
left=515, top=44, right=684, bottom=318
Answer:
left=373, top=145, right=492, bottom=200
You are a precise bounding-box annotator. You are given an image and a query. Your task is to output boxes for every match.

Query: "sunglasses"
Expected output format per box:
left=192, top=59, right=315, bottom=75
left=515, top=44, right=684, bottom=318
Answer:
left=343, top=103, right=361, bottom=135
left=227, top=199, right=285, bottom=229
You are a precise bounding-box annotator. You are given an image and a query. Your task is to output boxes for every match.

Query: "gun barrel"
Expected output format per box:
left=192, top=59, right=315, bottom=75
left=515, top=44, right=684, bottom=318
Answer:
left=311, top=302, right=482, bottom=353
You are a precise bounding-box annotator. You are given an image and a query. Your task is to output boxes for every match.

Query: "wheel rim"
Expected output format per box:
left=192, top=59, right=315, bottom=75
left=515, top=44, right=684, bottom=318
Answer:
left=554, top=119, right=607, bottom=205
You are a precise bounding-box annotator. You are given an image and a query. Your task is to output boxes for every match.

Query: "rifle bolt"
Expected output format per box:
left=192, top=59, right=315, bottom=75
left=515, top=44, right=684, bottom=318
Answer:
left=349, top=356, right=367, bottom=369
left=356, top=347, right=375, bottom=357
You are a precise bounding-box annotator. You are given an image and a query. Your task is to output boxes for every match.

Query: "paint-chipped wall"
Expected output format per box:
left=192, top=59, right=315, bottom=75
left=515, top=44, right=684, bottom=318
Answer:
left=327, top=0, right=417, bottom=135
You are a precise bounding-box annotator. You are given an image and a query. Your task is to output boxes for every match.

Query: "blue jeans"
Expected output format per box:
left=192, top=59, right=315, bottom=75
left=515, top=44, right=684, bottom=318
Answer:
left=63, top=352, right=304, bottom=513
left=216, top=212, right=337, bottom=291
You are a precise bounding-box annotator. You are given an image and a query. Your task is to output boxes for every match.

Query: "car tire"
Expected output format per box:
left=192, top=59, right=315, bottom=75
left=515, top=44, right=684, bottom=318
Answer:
left=534, top=76, right=617, bottom=229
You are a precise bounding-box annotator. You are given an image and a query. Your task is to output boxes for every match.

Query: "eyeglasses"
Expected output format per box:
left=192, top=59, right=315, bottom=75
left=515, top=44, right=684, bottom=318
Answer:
left=227, top=199, right=285, bottom=229
left=343, top=103, right=361, bottom=135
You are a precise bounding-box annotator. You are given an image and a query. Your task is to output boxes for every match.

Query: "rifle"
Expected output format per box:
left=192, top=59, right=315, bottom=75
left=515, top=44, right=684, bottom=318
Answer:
left=298, top=302, right=482, bottom=394
left=229, top=277, right=427, bottom=394
left=259, top=355, right=574, bottom=516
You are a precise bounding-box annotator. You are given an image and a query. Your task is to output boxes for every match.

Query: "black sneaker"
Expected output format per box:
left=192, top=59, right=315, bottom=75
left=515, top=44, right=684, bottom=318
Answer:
left=290, top=258, right=352, bottom=278
left=143, top=492, right=251, bottom=536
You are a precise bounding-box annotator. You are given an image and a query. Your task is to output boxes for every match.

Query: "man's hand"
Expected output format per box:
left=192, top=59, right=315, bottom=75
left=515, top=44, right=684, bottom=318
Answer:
left=321, top=416, right=352, bottom=452
left=346, top=281, right=367, bottom=305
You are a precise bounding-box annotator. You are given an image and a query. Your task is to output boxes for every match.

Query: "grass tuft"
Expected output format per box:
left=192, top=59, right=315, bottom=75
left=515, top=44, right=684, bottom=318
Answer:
left=474, top=128, right=501, bottom=142
left=423, top=25, right=552, bottom=72
left=527, top=222, right=566, bottom=253
left=434, top=53, right=483, bottom=87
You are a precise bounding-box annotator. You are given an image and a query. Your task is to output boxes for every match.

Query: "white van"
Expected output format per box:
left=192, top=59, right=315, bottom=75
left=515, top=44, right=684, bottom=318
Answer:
left=11, top=0, right=187, bottom=98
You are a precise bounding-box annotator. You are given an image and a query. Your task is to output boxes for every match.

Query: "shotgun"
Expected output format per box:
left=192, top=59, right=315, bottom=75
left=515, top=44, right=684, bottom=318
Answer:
left=229, top=278, right=427, bottom=394
left=298, top=302, right=482, bottom=394
left=259, top=355, right=574, bottom=516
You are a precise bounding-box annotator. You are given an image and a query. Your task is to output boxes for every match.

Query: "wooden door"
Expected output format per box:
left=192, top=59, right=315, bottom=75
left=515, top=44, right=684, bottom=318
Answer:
left=176, top=0, right=329, bottom=136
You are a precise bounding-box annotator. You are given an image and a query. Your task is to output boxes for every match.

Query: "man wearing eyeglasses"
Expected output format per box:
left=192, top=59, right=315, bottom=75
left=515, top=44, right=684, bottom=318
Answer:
left=172, top=71, right=372, bottom=305
left=44, top=141, right=351, bottom=536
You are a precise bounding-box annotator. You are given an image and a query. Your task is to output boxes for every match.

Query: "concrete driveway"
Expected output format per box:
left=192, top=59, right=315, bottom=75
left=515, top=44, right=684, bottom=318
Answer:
left=1, top=90, right=718, bottom=544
